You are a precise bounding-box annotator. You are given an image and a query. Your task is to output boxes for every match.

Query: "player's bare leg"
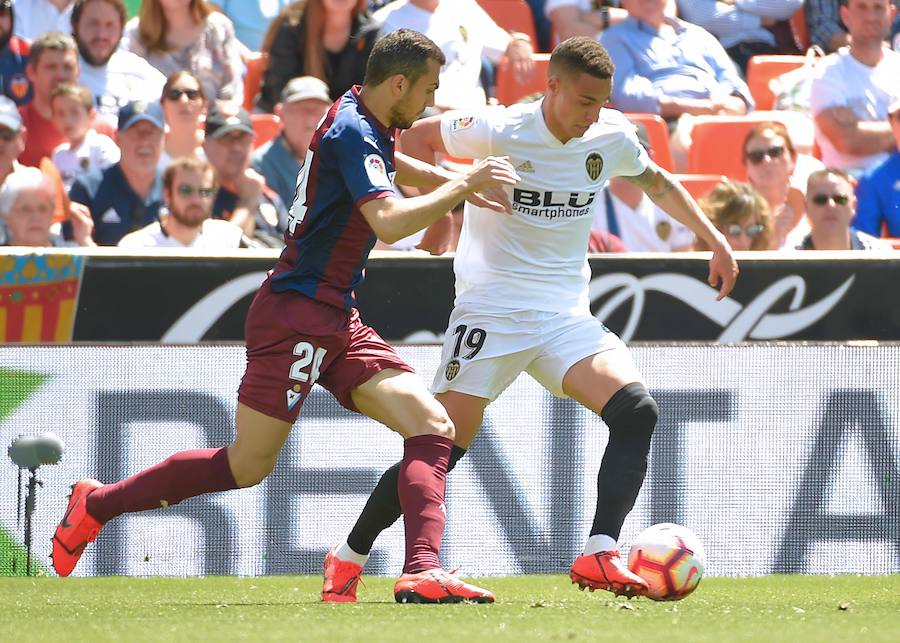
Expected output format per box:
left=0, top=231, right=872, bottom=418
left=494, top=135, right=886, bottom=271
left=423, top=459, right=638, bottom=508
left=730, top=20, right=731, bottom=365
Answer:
left=322, top=388, right=493, bottom=602
left=563, top=346, right=656, bottom=596
left=52, top=403, right=291, bottom=577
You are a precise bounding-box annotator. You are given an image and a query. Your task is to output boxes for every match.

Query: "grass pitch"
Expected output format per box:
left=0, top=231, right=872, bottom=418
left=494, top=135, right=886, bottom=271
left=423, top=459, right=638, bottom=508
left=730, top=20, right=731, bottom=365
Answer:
left=2, top=575, right=899, bottom=642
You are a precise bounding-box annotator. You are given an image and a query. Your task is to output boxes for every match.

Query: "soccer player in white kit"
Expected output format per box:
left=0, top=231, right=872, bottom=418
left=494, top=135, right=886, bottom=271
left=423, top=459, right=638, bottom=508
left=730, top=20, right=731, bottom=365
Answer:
left=322, top=37, right=739, bottom=603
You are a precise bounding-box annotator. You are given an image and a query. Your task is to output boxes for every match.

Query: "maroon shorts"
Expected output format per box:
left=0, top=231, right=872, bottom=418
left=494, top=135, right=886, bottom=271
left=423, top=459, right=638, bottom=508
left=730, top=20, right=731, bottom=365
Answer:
left=237, top=282, right=414, bottom=422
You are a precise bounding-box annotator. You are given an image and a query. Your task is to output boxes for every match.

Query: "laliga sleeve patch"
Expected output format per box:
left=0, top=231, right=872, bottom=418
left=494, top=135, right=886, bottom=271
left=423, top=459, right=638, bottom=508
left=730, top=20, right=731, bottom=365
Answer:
left=364, top=154, right=392, bottom=188
left=449, top=116, right=475, bottom=132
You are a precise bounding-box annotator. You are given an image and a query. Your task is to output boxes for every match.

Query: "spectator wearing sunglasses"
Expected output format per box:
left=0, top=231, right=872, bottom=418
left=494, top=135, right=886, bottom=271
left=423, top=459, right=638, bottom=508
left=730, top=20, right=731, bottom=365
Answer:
left=696, top=180, right=774, bottom=251
left=742, top=122, right=825, bottom=249
left=158, top=70, right=207, bottom=172
left=798, top=168, right=891, bottom=250
left=854, top=98, right=900, bottom=237
left=119, top=156, right=246, bottom=248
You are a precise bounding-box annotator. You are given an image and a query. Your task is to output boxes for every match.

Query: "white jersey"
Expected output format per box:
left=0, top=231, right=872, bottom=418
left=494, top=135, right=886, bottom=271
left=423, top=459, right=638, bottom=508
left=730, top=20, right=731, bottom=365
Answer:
left=441, top=102, right=649, bottom=314
left=118, top=218, right=244, bottom=249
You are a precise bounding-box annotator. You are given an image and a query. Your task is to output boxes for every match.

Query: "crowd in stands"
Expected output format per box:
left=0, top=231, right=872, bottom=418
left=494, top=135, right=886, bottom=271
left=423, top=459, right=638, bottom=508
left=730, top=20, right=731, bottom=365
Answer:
left=0, top=0, right=896, bottom=253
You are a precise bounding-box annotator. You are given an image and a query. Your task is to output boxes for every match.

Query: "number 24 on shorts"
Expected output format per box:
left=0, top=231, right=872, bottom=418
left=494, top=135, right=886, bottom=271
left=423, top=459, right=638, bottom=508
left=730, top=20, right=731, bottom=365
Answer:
left=290, top=341, right=327, bottom=386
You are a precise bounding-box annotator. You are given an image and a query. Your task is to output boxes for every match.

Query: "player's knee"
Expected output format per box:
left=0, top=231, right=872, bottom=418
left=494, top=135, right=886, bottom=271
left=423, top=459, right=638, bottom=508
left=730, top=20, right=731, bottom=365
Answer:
left=229, top=454, right=277, bottom=488
left=601, top=382, right=658, bottom=442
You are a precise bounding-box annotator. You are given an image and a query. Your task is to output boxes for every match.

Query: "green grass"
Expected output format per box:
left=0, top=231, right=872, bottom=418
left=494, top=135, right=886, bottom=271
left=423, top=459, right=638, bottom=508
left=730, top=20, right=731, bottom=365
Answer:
left=1, top=575, right=898, bottom=642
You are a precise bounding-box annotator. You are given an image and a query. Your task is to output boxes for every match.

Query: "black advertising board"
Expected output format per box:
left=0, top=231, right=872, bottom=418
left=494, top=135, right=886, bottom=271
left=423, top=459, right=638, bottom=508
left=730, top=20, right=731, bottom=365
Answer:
left=69, top=253, right=900, bottom=343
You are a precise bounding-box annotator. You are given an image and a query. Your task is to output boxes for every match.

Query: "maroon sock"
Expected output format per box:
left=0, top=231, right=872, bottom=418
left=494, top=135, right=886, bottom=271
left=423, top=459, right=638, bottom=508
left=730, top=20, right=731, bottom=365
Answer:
left=86, top=447, right=239, bottom=524
left=397, top=434, right=452, bottom=574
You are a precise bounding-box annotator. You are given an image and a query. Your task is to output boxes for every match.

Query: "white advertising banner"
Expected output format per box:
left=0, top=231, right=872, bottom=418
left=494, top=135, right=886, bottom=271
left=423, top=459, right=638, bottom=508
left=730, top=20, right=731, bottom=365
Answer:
left=1, top=344, right=898, bottom=577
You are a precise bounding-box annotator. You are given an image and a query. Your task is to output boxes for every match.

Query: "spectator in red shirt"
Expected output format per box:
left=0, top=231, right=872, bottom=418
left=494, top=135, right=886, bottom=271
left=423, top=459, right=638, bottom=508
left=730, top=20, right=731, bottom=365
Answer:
left=18, top=31, right=79, bottom=166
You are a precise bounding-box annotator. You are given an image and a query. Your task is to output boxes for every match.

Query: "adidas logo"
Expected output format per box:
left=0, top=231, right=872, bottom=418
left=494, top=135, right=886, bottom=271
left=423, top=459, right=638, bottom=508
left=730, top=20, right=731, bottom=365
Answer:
left=515, top=160, right=535, bottom=173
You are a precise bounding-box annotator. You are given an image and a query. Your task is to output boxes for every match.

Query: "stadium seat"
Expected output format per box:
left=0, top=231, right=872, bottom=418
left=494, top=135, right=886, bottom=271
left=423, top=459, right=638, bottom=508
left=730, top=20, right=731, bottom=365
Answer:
left=243, top=52, right=268, bottom=112
left=625, top=113, right=675, bottom=172
left=251, top=113, right=281, bottom=148
left=789, top=7, right=809, bottom=50
left=477, top=0, right=539, bottom=45
left=672, top=174, right=726, bottom=201
left=885, top=238, right=900, bottom=250
left=746, top=55, right=806, bottom=111
left=687, top=113, right=792, bottom=181
left=494, top=52, right=549, bottom=105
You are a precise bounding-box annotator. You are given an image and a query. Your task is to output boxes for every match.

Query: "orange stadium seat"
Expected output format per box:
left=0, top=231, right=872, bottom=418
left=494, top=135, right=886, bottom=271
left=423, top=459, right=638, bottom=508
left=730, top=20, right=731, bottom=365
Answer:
left=673, top=174, right=727, bottom=201
left=478, top=0, right=539, bottom=45
left=746, top=55, right=806, bottom=110
left=251, top=113, right=281, bottom=148
left=625, top=113, right=675, bottom=172
left=789, top=7, right=809, bottom=50
left=243, top=52, right=268, bottom=112
left=494, top=52, right=549, bottom=105
left=687, top=113, right=792, bottom=181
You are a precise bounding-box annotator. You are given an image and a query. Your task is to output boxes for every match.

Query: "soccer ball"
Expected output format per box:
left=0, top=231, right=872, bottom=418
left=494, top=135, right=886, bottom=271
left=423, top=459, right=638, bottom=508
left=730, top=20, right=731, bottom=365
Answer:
left=627, top=523, right=706, bottom=601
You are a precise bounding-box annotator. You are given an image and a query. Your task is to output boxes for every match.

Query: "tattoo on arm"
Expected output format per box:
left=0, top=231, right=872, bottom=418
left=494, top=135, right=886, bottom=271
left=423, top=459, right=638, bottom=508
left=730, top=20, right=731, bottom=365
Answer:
left=626, top=166, right=676, bottom=199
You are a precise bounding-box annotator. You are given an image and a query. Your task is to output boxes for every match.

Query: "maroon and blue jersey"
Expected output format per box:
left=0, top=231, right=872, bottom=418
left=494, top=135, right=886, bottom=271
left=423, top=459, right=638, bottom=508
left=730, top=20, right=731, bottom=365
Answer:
left=270, top=85, right=397, bottom=311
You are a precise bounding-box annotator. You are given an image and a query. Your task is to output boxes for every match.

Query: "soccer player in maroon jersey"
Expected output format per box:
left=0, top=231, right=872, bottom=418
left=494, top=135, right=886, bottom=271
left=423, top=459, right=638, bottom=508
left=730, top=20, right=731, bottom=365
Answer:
left=51, top=29, right=520, bottom=604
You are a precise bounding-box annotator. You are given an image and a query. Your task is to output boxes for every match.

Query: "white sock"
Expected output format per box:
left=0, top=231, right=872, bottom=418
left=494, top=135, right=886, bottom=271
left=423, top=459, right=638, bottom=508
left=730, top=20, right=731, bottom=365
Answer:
left=583, top=534, right=617, bottom=555
left=335, top=539, right=369, bottom=567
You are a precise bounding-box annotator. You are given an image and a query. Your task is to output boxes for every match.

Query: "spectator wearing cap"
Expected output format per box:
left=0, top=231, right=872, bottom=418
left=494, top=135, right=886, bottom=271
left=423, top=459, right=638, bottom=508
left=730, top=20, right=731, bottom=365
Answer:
left=0, top=165, right=93, bottom=246
left=251, top=76, right=330, bottom=208
left=0, top=95, right=25, bottom=186
left=13, top=0, right=75, bottom=42
left=854, top=98, right=900, bottom=238
left=204, top=102, right=287, bottom=248
left=18, top=31, right=83, bottom=166
left=0, top=0, right=33, bottom=106
left=73, top=0, right=166, bottom=119
left=799, top=168, right=891, bottom=250
left=119, top=156, right=248, bottom=249
left=591, top=121, right=694, bottom=252
left=68, top=99, right=165, bottom=245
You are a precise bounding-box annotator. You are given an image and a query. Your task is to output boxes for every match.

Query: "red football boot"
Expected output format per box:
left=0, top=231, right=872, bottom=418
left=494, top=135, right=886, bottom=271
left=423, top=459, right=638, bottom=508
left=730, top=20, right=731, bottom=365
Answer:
left=51, top=479, right=104, bottom=577
left=322, top=548, right=364, bottom=603
left=394, top=568, right=495, bottom=604
left=570, top=550, right=649, bottom=597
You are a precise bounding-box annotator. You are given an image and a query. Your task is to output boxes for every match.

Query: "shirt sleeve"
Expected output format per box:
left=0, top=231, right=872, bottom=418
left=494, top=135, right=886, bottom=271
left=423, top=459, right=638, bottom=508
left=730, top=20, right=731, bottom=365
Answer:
left=331, top=126, right=396, bottom=207
left=599, top=28, right=661, bottom=113
left=609, top=112, right=651, bottom=178
left=808, top=62, right=842, bottom=116
left=469, top=1, right=513, bottom=62
left=439, top=109, right=495, bottom=160
left=852, top=172, right=883, bottom=236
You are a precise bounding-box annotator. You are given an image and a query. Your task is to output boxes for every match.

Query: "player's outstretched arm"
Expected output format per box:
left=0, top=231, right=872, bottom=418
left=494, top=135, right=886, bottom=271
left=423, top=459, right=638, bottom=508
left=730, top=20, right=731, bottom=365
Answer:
left=625, top=163, right=739, bottom=301
left=360, top=156, right=520, bottom=243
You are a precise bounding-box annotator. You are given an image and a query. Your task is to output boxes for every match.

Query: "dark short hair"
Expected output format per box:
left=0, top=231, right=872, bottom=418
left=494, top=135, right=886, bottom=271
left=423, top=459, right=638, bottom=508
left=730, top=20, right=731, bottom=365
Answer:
left=163, top=156, right=215, bottom=192
left=28, top=31, right=78, bottom=68
left=72, top=0, right=127, bottom=30
left=161, top=70, right=206, bottom=103
left=364, top=28, right=446, bottom=88
left=549, top=37, right=615, bottom=80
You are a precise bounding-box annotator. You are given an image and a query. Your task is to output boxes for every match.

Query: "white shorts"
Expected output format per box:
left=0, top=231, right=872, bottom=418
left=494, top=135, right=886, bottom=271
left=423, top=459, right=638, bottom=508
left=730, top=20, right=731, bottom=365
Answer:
left=431, top=305, right=627, bottom=401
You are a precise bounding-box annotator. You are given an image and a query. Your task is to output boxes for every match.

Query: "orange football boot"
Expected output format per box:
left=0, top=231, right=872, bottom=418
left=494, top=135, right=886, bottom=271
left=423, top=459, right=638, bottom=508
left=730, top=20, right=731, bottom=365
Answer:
left=51, top=479, right=104, bottom=577
left=322, top=548, right=364, bottom=603
left=394, top=568, right=495, bottom=604
left=570, top=550, right=649, bottom=597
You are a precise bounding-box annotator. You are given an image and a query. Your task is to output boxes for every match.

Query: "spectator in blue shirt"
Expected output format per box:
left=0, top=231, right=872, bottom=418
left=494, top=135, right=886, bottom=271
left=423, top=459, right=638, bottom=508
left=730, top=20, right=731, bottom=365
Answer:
left=217, top=0, right=291, bottom=52
left=599, top=0, right=753, bottom=119
left=854, top=98, right=900, bottom=237
left=0, top=0, right=32, bottom=106
left=676, top=0, right=804, bottom=73
left=252, top=75, right=330, bottom=208
left=68, top=99, right=165, bottom=245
